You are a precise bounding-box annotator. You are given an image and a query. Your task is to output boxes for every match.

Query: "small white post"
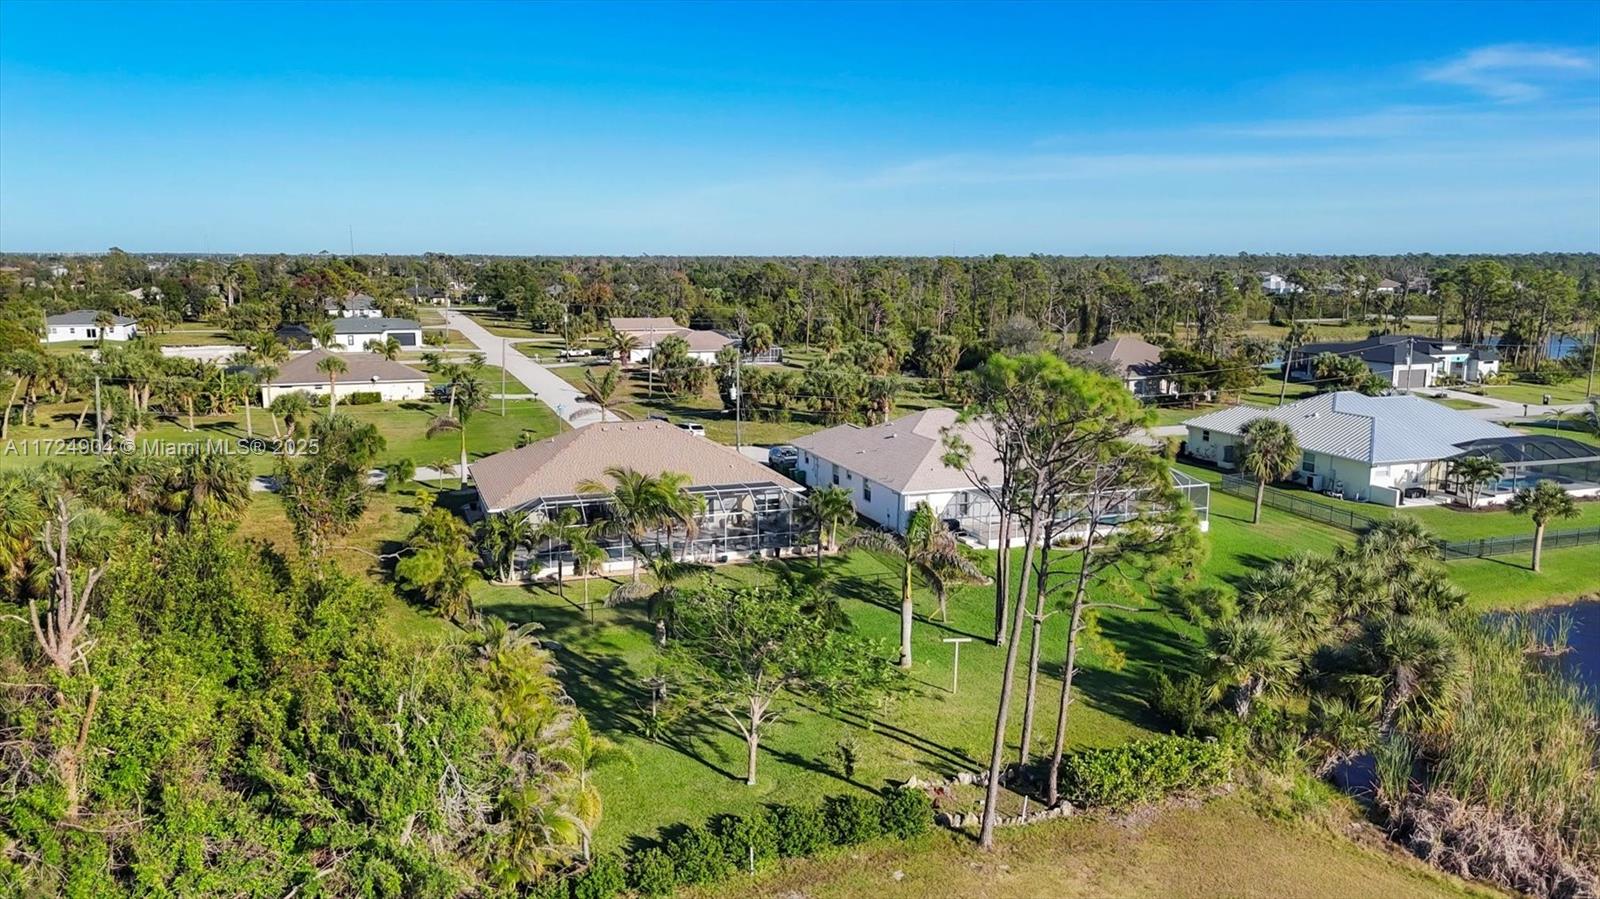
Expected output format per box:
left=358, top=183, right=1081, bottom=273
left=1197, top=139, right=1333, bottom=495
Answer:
left=943, top=637, right=973, bottom=694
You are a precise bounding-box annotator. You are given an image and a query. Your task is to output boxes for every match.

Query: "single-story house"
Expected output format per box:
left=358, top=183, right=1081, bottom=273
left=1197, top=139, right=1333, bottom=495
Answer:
left=608, top=316, right=741, bottom=364
left=1375, top=279, right=1403, bottom=295
left=1183, top=391, right=1518, bottom=506
left=404, top=284, right=448, bottom=305
left=1260, top=273, right=1301, bottom=296
left=260, top=349, right=428, bottom=405
left=792, top=407, right=1208, bottom=547
left=324, top=293, right=383, bottom=318
left=472, top=421, right=804, bottom=578
left=610, top=316, right=682, bottom=336
left=1075, top=336, right=1176, bottom=398
left=321, top=317, right=423, bottom=351
left=1293, top=334, right=1500, bottom=387
left=43, top=310, right=138, bottom=343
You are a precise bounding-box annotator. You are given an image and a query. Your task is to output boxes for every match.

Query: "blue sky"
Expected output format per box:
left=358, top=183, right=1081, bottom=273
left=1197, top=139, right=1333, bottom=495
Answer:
left=2, top=1, right=1597, bottom=254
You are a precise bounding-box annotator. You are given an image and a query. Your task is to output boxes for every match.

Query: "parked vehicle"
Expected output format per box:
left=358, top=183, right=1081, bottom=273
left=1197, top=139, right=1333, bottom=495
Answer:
left=676, top=422, right=706, bottom=437
left=768, top=445, right=799, bottom=468
left=557, top=348, right=592, bottom=359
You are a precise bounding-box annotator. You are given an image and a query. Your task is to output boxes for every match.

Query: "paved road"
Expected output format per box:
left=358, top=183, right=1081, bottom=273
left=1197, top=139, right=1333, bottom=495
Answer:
left=442, top=310, right=612, bottom=427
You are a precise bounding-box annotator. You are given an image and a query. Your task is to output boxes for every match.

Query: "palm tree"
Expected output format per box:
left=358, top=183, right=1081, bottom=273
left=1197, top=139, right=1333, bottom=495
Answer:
left=163, top=449, right=252, bottom=533
left=1239, top=417, right=1300, bottom=524
left=798, top=486, right=855, bottom=562
left=743, top=322, right=774, bottom=360
left=476, top=511, right=534, bottom=583
left=316, top=354, right=347, bottom=416
left=606, top=329, right=639, bottom=365
left=579, top=365, right=622, bottom=420
left=309, top=320, right=335, bottom=350
left=368, top=336, right=402, bottom=361
left=568, top=528, right=608, bottom=611
left=1353, top=614, right=1461, bottom=733
left=848, top=502, right=986, bottom=669
left=1204, top=616, right=1295, bottom=719
left=269, top=392, right=313, bottom=451
left=576, top=467, right=667, bottom=582
left=1446, top=455, right=1502, bottom=509
left=426, top=415, right=466, bottom=486
left=1508, top=480, right=1580, bottom=572
left=653, top=471, right=704, bottom=562
left=547, top=714, right=632, bottom=859
left=381, top=457, right=416, bottom=492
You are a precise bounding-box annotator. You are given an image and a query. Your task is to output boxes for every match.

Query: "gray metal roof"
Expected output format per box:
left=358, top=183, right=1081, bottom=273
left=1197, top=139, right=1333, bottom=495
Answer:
left=1184, top=392, right=1517, bottom=464
left=46, top=309, right=136, bottom=327
left=330, top=317, right=421, bottom=335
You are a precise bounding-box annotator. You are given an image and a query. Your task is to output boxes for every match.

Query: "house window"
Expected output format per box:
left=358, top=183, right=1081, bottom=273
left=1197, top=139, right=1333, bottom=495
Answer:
left=1222, top=445, right=1236, bottom=464
left=1301, top=452, right=1316, bottom=474
left=863, top=481, right=873, bottom=502
left=1201, top=430, right=1211, bottom=442
left=831, top=464, right=839, bottom=486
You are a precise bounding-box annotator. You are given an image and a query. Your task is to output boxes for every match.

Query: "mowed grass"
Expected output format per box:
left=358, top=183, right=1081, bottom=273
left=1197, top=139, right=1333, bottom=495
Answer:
left=689, top=795, right=1494, bottom=899
left=1479, top=375, right=1594, bottom=407
left=0, top=396, right=562, bottom=475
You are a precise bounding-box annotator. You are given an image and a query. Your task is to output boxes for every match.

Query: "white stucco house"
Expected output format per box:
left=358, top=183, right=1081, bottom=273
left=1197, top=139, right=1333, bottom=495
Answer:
left=43, top=310, right=138, bottom=343
left=608, top=316, right=737, bottom=364
left=1260, top=273, right=1301, bottom=296
left=793, top=407, right=1208, bottom=546
left=1183, top=391, right=1517, bottom=506
left=260, top=349, right=428, bottom=405
left=320, top=317, right=424, bottom=351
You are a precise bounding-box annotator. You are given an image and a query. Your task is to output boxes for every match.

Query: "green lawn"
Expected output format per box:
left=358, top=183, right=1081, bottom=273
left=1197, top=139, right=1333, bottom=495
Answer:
left=1428, top=396, right=1493, bottom=410
left=0, top=396, right=562, bottom=475
left=423, top=364, right=533, bottom=395
left=1478, top=376, right=1595, bottom=406
left=693, top=795, right=1491, bottom=899
left=1147, top=381, right=1317, bottom=428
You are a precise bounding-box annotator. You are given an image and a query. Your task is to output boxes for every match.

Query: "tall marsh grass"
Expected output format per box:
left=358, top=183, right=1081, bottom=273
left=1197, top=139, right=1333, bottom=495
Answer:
left=1425, top=614, right=1599, bottom=863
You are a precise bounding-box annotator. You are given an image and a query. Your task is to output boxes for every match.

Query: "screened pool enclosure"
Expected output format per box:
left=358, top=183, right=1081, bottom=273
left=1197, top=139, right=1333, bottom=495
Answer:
left=1443, top=435, right=1600, bottom=505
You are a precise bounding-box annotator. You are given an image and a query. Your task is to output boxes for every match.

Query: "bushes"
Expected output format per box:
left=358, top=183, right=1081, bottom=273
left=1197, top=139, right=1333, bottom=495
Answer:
left=772, top=802, right=830, bottom=858
left=570, top=855, right=625, bottom=899
left=344, top=390, right=384, bottom=405
left=823, top=794, right=882, bottom=846
left=1058, top=735, right=1234, bottom=808
left=536, top=788, right=936, bottom=896
left=626, top=848, right=675, bottom=897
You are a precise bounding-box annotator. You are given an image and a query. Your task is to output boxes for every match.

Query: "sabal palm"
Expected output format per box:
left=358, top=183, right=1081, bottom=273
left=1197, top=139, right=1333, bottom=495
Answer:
left=270, top=392, right=312, bottom=449
left=1354, top=614, right=1460, bottom=733
left=848, top=502, right=985, bottom=668
left=426, top=415, right=468, bottom=486
left=1238, top=551, right=1334, bottom=644
left=369, top=336, right=402, bottom=361
left=1204, top=615, right=1296, bottom=718
left=606, top=330, right=639, bottom=365
left=1508, top=480, right=1579, bottom=572
left=164, top=450, right=252, bottom=532
left=1239, top=417, right=1300, bottom=524
left=477, top=512, right=534, bottom=582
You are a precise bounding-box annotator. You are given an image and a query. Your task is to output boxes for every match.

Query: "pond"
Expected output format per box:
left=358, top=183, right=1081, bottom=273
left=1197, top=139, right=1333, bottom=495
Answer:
left=1513, top=599, right=1600, bottom=705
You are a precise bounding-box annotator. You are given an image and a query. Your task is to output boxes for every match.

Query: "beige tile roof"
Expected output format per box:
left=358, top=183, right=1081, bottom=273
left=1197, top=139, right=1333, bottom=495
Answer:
left=632, top=328, right=736, bottom=354
left=473, top=421, right=801, bottom=512
left=610, top=316, right=682, bottom=334
left=267, top=349, right=427, bottom=387
left=1075, top=336, right=1164, bottom=376
left=790, top=407, right=1002, bottom=494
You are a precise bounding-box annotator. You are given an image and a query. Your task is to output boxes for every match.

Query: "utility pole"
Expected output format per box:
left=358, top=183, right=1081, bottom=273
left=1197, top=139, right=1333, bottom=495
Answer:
left=1588, top=324, right=1597, bottom=399
left=500, top=337, right=507, bottom=417
left=733, top=358, right=743, bottom=450
left=1277, top=315, right=1295, bottom=406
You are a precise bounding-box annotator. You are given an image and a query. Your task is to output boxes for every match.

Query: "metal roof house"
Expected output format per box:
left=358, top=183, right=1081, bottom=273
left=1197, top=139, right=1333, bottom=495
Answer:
left=43, top=310, right=138, bottom=343
left=794, top=407, right=1208, bottom=546
left=472, top=421, right=805, bottom=579
left=321, top=317, right=423, bottom=351
left=1184, top=391, right=1522, bottom=506
left=324, top=292, right=383, bottom=318
left=1293, top=335, right=1501, bottom=388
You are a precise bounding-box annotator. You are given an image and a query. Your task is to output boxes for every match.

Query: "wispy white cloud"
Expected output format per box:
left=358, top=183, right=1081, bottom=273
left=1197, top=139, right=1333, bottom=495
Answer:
left=1423, top=43, right=1596, bottom=102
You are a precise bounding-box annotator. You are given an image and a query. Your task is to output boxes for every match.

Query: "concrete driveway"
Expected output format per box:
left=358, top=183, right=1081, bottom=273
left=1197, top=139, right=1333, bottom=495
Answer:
left=442, top=310, right=614, bottom=427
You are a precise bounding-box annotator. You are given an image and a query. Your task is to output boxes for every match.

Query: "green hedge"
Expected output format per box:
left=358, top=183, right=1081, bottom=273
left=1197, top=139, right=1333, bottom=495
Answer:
left=344, top=390, right=384, bottom=405
left=1058, top=735, right=1234, bottom=808
left=540, top=788, right=932, bottom=897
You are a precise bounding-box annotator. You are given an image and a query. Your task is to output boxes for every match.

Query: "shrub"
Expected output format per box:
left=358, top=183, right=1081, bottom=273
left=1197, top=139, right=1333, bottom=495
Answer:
left=627, top=848, right=676, bottom=897
left=713, top=811, right=779, bottom=871
left=823, top=794, right=882, bottom=846
left=878, top=787, right=932, bottom=840
left=666, top=825, right=732, bottom=885
left=527, top=875, right=572, bottom=899
left=771, top=803, right=830, bottom=858
left=345, top=390, right=383, bottom=405
left=571, top=855, right=625, bottom=899
left=1058, top=735, right=1233, bottom=808
left=1149, top=671, right=1214, bottom=736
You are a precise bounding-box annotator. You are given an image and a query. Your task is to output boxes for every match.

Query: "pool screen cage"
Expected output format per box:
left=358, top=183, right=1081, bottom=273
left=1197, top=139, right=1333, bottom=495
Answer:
left=1438, top=435, right=1600, bottom=500
left=508, top=481, right=805, bottom=578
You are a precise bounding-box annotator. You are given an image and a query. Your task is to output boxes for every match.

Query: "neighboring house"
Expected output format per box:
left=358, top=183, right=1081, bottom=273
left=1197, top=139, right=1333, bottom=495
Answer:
left=1075, top=335, right=1176, bottom=398
left=124, top=286, right=161, bottom=301
left=792, top=407, right=1209, bottom=546
left=321, top=317, right=423, bottom=351
left=43, top=310, right=138, bottom=342
left=608, top=316, right=740, bottom=364
left=1374, top=279, right=1403, bottom=295
left=1260, top=273, right=1301, bottom=296
left=1294, top=334, right=1501, bottom=387
left=472, top=421, right=804, bottom=578
left=160, top=345, right=245, bottom=364
left=404, top=284, right=448, bottom=305
left=1183, top=391, right=1516, bottom=506
left=259, top=349, right=428, bottom=405
left=324, top=293, right=383, bottom=318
